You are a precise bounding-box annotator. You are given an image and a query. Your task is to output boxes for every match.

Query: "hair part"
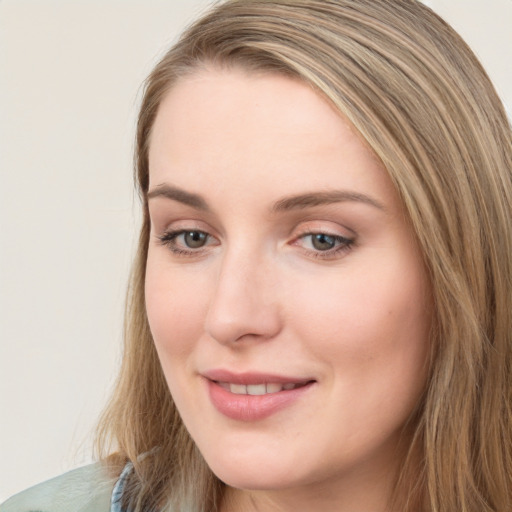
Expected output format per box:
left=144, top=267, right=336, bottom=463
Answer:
left=96, top=1, right=512, bottom=511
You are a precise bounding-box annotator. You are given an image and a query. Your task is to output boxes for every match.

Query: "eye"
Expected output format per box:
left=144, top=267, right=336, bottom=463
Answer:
left=181, top=231, right=208, bottom=248
left=310, top=233, right=338, bottom=251
left=157, top=229, right=216, bottom=255
left=295, top=231, right=354, bottom=259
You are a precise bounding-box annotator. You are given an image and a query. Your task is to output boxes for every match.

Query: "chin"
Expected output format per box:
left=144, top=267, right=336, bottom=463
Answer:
left=215, top=468, right=299, bottom=492
left=204, top=450, right=305, bottom=491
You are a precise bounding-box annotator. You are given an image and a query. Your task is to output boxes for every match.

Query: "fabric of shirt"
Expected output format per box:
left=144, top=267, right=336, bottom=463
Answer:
left=110, top=461, right=133, bottom=512
left=0, top=462, right=130, bottom=512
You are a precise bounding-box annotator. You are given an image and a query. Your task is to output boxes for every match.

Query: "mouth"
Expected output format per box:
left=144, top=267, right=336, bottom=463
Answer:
left=203, top=370, right=316, bottom=421
left=215, top=381, right=312, bottom=395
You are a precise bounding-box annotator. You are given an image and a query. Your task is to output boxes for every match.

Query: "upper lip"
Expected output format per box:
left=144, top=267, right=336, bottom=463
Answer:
left=202, top=369, right=315, bottom=385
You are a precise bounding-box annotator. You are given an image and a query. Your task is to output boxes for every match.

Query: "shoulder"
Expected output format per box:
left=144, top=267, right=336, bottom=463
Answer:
left=0, top=463, right=118, bottom=512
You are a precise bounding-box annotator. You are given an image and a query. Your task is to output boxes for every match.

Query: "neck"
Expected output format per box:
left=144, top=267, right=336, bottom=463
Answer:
left=221, top=465, right=398, bottom=512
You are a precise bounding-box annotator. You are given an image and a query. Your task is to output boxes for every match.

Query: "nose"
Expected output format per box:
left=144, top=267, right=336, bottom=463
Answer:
left=204, top=250, right=282, bottom=345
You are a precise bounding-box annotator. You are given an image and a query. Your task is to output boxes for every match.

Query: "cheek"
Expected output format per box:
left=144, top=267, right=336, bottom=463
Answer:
left=286, top=263, right=431, bottom=453
left=145, top=256, right=213, bottom=421
left=145, top=256, right=210, bottom=359
left=286, top=259, right=431, bottom=387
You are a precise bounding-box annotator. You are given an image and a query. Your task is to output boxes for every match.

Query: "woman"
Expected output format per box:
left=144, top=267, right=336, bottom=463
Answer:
left=2, top=0, right=511, bottom=511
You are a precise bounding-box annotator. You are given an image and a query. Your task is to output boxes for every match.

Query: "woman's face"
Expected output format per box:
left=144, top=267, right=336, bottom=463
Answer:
left=145, top=68, right=431, bottom=507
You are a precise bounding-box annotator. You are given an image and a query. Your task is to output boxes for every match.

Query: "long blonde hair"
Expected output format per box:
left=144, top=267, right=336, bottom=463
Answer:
left=96, top=1, right=512, bottom=511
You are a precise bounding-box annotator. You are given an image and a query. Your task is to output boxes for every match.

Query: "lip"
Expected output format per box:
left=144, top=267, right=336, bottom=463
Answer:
left=203, top=368, right=314, bottom=385
left=202, top=369, right=316, bottom=422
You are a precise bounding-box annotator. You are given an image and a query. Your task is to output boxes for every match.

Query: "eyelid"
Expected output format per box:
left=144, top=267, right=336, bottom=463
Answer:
left=289, top=221, right=356, bottom=260
left=290, top=219, right=355, bottom=240
left=159, top=230, right=212, bottom=255
left=153, top=216, right=213, bottom=233
left=292, top=233, right=355, bottom=261
left=156, top=223, right=220, bottom=257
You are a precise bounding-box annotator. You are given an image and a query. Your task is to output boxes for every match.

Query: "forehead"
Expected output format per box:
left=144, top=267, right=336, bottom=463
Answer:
left=148, top=67, right=397, bottom=212
left=149, top=67, right=367, bottom=156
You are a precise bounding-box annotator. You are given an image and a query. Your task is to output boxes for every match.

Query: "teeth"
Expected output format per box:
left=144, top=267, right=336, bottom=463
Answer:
left=221, top=382, right=301, bottom=395
left=266, top=383, right=282, bottom=393
left=230, top=384, right=247, bottom=395
left=247, top=384, right=266, bottom=395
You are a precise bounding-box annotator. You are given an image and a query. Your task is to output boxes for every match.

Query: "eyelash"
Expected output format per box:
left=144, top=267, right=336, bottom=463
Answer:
left=294, top=232, right=355, bottom=260
left=157, top=230, right=214, bottom=256
left=157, top=229, right=355, bottom=260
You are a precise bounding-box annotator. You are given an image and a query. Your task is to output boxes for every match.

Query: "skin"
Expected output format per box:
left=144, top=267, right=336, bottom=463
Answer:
left=145, top=67, right=431, bottom=512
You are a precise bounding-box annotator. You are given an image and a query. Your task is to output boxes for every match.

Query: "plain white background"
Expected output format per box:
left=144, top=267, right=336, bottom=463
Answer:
left=0, top=0, right=511, bottom=502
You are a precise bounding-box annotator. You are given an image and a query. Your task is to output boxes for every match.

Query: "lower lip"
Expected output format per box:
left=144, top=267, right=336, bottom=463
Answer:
left=206, top=379, right=314, bottom=422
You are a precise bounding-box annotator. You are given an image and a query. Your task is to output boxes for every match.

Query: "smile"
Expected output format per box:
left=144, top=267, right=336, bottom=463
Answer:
left=204, top=372, right=316, bottom=421
left=216, top=381, right=307, bottom=395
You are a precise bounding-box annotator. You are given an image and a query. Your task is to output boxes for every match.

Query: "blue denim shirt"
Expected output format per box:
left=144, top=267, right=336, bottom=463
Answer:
left=110, top=462, right=132, bottom=512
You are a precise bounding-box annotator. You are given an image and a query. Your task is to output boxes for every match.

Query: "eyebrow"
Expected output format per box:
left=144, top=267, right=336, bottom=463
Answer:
left=147, top=184, right=210, bottom=211
left=147, top=184, right=385, bottom=213
left=272, top=190, right=386, bottom=212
